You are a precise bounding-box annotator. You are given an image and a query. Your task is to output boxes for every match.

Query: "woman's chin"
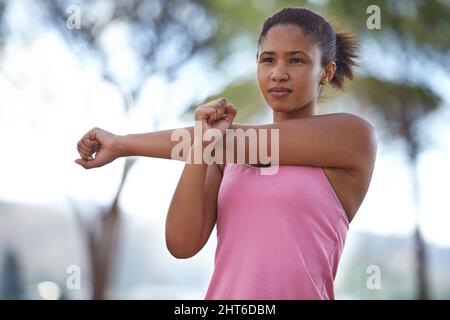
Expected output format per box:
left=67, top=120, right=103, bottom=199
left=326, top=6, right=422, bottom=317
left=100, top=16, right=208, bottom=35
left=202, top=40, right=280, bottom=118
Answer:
left=268, top=102, right=291, bottom=112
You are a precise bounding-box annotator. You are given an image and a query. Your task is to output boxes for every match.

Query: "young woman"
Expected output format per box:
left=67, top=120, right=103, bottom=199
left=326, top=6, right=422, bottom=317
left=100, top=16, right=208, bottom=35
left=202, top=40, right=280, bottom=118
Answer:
left=75, top=7, right=377, bottom=299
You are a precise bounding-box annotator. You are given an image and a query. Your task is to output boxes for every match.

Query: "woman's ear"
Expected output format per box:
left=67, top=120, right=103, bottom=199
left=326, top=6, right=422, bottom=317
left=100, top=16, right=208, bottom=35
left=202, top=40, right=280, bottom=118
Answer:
left=324, top=62, right=337, bottom=82
left=320, top=62, right=337, bottom=84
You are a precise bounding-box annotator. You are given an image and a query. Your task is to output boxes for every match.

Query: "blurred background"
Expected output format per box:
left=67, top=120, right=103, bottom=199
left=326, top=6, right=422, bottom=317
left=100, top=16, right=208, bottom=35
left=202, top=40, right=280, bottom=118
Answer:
left=0, top=0, right=449, bottom=300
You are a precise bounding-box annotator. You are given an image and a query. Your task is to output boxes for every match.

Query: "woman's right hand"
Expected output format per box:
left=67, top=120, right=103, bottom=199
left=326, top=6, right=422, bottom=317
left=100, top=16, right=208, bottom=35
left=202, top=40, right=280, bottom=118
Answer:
left=74, top=127, right=121, bottom=169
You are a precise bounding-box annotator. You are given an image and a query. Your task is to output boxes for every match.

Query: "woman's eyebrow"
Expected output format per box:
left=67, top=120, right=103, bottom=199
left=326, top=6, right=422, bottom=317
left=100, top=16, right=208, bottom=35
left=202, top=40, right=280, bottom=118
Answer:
left=260, top=50, right=310, bottom=58
left=287, top=51, right=310, bottom=58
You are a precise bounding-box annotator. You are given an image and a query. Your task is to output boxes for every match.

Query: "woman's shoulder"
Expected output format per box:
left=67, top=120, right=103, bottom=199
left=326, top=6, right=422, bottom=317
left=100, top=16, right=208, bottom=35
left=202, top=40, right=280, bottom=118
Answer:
left=316, top=112, right=374, bottom=128
left=313, top=112, right=377, bottom=149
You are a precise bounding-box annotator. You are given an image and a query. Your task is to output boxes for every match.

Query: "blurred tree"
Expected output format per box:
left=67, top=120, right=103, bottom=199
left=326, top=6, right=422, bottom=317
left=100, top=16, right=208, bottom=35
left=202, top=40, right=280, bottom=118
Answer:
left=0, top=248, right=26, bottom=299
left=193, top=0, right=450, bottom=299
left=0, top=0, right=223, bottom=299
left=69, top=157, right=136, bottom=300
left=327, top=0, right=450, bottom=299
left=1, top=0, right=448, bottom=299
left=41, top=0, right=220, bottom=111
left=351, top=77, right=442, bottom=299
left=0, top=1, right=5, bottom=50
left=326, top=0, right=450, bottom=70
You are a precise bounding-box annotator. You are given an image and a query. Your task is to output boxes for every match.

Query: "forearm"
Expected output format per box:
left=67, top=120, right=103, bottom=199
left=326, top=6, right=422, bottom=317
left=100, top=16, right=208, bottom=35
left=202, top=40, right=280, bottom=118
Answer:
left=165, top=141, right=208, bottom=258
left=116, top=122, right=279, bottom=165
left=116, top=124, right=264, bottom=158
left=116, top=126, right=196, bottom=161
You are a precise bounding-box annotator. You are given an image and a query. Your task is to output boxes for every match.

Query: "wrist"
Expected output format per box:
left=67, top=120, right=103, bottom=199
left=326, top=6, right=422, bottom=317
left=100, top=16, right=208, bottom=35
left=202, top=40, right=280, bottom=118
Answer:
left=115, top=134, right=129, bottom=157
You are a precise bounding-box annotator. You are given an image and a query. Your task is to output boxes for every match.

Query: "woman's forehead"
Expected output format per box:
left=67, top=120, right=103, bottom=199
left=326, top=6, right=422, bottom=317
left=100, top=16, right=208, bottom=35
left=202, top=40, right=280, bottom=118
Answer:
left=259, top=24, right=317, bottom=53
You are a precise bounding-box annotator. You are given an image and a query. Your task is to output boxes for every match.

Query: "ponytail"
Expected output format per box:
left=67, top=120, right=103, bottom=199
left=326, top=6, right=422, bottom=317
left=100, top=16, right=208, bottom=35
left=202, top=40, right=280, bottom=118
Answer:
left=330, top=32, right=359, bottom=90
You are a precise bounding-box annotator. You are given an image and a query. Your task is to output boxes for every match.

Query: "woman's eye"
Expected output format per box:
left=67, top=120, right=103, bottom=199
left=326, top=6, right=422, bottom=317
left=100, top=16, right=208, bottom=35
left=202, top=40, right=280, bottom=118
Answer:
left=261, top=57, right=302, bottom=64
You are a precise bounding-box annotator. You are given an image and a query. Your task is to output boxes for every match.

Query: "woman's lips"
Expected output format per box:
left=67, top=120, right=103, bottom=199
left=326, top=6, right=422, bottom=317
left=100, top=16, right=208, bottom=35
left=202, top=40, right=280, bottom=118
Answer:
left=269, top=88, right=292, bottom=98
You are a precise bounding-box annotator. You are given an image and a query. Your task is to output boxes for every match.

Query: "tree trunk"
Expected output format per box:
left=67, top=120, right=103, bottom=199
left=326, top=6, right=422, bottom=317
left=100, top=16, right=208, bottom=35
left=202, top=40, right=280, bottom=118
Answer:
left=90, top=157, right=135, bottom=299
left=410, top=154, right=429, bottom=300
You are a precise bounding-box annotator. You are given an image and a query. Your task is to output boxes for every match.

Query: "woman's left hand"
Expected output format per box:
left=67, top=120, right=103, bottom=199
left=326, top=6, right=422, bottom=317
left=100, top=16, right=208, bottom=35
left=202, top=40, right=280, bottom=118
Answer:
left=194, top=98, right=238, bottom=139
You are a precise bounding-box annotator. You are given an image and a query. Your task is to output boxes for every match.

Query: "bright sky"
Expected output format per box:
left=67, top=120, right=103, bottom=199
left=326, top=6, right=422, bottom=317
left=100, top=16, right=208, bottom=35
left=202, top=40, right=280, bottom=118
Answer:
left=1, top=2, right=449, bottom=251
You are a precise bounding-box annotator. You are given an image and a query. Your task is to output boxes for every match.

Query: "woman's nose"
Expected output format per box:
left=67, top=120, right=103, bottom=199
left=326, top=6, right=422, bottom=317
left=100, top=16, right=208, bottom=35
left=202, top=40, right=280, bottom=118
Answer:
left=270, top=68, right=289, bottom=82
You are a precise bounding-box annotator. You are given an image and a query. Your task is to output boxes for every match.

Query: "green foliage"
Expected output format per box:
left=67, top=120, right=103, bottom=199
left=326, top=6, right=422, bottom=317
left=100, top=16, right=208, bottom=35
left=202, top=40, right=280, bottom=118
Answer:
left=202, top=0, right=449, bottom=140
left=352, top=76, right=441, bottom=156
left=186, top=76, right=266, bottom=122
left=327, top=0, right=450, bottom=61
left=204, top=0, right=311, bottom=65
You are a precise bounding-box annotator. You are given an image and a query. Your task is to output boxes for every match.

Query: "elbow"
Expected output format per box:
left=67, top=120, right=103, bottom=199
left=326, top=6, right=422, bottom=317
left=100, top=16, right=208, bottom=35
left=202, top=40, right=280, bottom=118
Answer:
left=354, top=128, right=377, bottom=179
left=165, top=236, right=200, bottom=259
left=346, top=114, right=378, bottom=168
left=361, top=119, right=378, bottom=166
left=166, top=245, right=199, bottom=259
left=165, top=210, right=203, bottom=259
left=169, top=251, right=196, bottom=260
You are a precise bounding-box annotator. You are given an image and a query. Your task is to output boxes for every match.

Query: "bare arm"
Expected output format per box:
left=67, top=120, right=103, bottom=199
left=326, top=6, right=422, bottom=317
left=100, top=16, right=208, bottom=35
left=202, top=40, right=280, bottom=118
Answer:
left=165, top=140, right=208, bottom=258
left=115, top=112, right=376, bottom=171
left=228, top=112, right=377, bottom=172
left=116, top=126, right=196, bottom=161
left=165, top=99, right=236, bottom=259
left=77, top=112, right=375, bottom=173
left=74, top=99, right=236, bottom=260
left=74, top=125, right=203, bottom=168
left=75, top=105, right=376, bottom=258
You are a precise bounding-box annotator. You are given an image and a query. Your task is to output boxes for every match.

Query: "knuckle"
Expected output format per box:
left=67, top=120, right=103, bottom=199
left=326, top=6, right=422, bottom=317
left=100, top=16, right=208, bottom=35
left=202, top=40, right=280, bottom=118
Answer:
left=194, top=106, right=204, bottom=114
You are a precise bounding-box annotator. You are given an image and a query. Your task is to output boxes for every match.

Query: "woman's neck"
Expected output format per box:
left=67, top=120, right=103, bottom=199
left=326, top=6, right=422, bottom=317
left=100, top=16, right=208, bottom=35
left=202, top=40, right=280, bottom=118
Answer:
left=272, top=101, right=317, bottom=123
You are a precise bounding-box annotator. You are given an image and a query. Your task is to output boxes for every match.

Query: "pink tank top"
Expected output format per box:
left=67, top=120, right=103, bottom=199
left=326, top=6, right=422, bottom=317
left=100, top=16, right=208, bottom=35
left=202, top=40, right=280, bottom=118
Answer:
left=204, top=163, right=349, bottom=300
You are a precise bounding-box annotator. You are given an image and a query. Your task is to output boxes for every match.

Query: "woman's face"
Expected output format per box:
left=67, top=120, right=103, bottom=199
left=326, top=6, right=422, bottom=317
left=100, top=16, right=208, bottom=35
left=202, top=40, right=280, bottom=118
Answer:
left=257, top=24, right=324, bottom=116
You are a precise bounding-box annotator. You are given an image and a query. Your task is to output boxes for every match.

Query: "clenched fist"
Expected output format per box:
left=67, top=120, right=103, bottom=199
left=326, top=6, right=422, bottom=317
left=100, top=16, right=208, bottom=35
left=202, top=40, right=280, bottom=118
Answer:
left=194, top=98, right=237, bottom=138
left=74, top=127, right=121, bottom=169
